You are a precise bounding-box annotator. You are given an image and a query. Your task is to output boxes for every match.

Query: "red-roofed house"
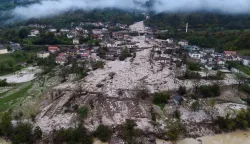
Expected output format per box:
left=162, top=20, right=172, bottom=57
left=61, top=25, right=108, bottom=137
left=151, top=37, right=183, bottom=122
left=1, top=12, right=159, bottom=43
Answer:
left=224, top=51, right=237, bottom=56
left=56, top=53, right=68, bottom=65
left=48, top=46, right=60, bottom=53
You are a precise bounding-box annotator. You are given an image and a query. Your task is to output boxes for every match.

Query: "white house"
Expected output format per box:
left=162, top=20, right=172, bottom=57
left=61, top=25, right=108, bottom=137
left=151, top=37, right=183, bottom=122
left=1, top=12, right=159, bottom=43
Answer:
left=178, top=39, right=188, bottom=46
left=189, top=51, right=202, bottom=59
left=73, top=38, right=79, bottom=45
left=200, top=55, right=213, bottom=64
left=48, top=28, right=57, bottom=33
left=242, top=56, right=250, bottom=66
left=37, top=51, right=50, bottom=58
left=0, top=44, right=7, bottom=54
left=29, top=29, right=40, bottom=37
left=166, top=38, right=174, bottom=44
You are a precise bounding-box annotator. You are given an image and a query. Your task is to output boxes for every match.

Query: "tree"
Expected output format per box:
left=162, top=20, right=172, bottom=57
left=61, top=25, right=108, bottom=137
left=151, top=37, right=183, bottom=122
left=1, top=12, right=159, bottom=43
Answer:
left=11, top=123, right=33, bottom=144
left=135, top=81, right=150, bottom=100
left=33, top=126, right=42, bottom=140
left=157, top=50, right=162, bottom=56
left=121, top=119, right=141, bottom=144
left=77, top=106, right=89, bottom=119
left=153, top=92, right=170, bottom=109
left=119, top=48, right=131, bottom=61
left=177, top=86, right=186, bottom=95
left=166, top=121, right=186, bottom=144
left=0, top=112, right=13, bottom=137
left=191, top=101, right=200, bottom=112
left=18, top=28, right=29, bottom=39
left=94, top=125, right=112, bottom=142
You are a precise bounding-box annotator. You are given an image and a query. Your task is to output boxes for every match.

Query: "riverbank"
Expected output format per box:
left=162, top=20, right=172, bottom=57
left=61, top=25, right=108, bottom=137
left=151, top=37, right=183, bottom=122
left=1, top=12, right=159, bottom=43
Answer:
left=157, top=130, right=250, bottom=144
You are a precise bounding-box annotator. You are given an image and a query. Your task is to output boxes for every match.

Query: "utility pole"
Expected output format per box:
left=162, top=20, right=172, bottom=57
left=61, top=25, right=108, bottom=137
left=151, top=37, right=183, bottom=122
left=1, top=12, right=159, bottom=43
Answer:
left=186, top=23, right=189, bottom=33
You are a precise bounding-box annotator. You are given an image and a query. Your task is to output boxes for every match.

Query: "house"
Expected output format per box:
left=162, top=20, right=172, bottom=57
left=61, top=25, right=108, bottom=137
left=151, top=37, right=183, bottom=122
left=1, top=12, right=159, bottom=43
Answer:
left=56, top=53, right=68, bottom=65
left=154, top=57, right=170, bottom=63
left=112, top=32, right=124, bottom=39
left=242, top=56, right=250, bottom=66
left=166, top=38, right=174, bottom=44
left=105, top=52, right=116, bottom=60
left=37, top=51, right=50, bottom=58
left=73, top=38, right=79, bottom=45
left=189, top=51, right=202, bottom=59
left=0, top=44, right=7, bottom=54
left=203, top=48, right=215, bottom=54
left=216, top=59, right=225, bottom=66
left=48, top=46, right=60, bottom=53
left=48, top=28, right=57, bottom=33
left=29, top=29, right=40, bottom=37
left=200, top=55, right=214, bottom=64
left=211, top=52, right=223, bottom=58
left=224, top=51, right=237, bottom=56
left=178, top=39, right=188, bottom=46
left=205, top=64, right=213, bottom=70
left=68, top=48, right=78, bottom=56
left=92, top=29, right=102, bottom=35
left=9, top=43, right=21, bottom=52
left=60, top=28, right=70, bottom=33
left=184, top=45, right=200, bottom=52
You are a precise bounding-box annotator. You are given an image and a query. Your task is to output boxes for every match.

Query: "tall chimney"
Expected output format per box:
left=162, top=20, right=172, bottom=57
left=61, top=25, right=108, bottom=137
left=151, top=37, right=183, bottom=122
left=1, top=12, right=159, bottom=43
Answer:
left=186, top=23, right=188, bottom=33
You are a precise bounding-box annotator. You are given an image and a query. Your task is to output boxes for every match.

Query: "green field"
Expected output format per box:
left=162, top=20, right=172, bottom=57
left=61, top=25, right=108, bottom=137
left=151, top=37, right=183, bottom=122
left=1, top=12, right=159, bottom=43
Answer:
left=238, top=49, right=250, bottom=56
left=0, top=83, right=33, bottom=112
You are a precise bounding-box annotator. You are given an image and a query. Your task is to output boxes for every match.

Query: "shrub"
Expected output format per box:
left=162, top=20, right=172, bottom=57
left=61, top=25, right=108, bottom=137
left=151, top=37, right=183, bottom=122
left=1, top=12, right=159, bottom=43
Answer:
left=177, top=86, right=186, bottom=95
left=153, top=92, right=170, bottom=109
left=166, top=121, right=186, bottom=144
left=187, top=61, right=201, bottom=71
left=94, top=125, right=112, bottom=142
left=173, top=110, right=181, bottom=119
left=191, top=101, right=200, bottom=112
left=91, top=61, right=104, bottom=70
left=53, top=126, right=93, bottom=144
left=77, top=106, right=88, bottom=118
left=11, top=123, right=33, bottom=144
left=239, top=84, right=250, bottom=94
left=121, top=119, right=141, bottom=144
left=198, top=84, right=220, bottom=98
left=119, top=48, right=131, bottom=61
left=0, top=79, right=8, bottom=87
left=183, top=70, right=201, bottom=79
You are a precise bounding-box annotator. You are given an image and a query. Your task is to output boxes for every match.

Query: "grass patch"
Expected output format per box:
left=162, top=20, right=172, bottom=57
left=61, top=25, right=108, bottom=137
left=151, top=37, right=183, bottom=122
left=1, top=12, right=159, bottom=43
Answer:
left=227, top=61, right=250, bottom=76
left=153, top=92, right=170, bottom=110
left=238, top=49, right=250, bottom=56
left=0, top=83, right=33, bottom=112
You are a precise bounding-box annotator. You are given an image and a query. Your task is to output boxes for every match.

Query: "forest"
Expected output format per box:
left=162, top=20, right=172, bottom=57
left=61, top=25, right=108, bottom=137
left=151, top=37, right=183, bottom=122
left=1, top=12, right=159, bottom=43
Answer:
left=145, top=12, right=250, bottom=30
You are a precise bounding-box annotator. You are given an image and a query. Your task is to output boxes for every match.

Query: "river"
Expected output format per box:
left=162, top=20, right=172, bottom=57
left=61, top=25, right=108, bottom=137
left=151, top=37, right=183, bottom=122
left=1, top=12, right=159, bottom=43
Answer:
left=157, top=130, right=250, bottom=144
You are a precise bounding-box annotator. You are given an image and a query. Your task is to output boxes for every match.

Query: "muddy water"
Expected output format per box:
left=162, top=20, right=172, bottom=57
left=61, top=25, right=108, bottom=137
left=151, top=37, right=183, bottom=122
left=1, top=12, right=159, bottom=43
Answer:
left=157, top=131, right=250, bottom=144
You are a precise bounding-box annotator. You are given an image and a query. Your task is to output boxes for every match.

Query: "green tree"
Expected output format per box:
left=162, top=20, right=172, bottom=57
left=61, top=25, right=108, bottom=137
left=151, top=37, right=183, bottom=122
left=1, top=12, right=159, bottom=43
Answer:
left=119, top=48, right=131, bottom=61
left=121, top=119, right=141, bottom=144
left=153, top=92, right=170, bottom=108
left=0, top=111, right=13, bottom=136
left=191, top=101, right=200, bottom=112
left=166, top=121, right=186, bottom=144
left=94, top=125, right=112, bottom=142
left=11, top=123, right=33, bottom=144
left=77, top=106, right=89, bottom=119
left=33, top=126, right=42, bottom=140
left=18, top=28, right=29, bottom=39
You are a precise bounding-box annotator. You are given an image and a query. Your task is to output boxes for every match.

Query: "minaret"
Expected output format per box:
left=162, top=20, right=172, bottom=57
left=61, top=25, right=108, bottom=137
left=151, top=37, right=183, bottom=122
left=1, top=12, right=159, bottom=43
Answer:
left=186, top=23, right=188, bottom=33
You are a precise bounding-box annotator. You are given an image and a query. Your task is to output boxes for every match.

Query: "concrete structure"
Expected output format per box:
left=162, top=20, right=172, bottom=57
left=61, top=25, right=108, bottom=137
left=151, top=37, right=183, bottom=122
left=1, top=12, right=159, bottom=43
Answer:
left=37, top=51, right=50, bottom=58
left=73, top=38, right=79, bottom=45
left=178, top=39, right=188, bottom=46
left=0, top=44, right=7, bottom=54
